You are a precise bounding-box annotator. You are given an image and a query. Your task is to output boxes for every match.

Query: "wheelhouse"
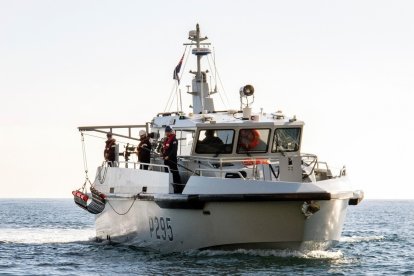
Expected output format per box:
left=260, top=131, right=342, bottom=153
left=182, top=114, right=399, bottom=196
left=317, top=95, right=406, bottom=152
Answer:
left=192, top=123, right=303, bottom=157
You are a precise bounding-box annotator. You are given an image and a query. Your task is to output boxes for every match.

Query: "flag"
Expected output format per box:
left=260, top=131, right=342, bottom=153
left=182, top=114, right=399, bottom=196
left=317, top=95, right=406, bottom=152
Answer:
left=173, top=52, right=185, bottom=84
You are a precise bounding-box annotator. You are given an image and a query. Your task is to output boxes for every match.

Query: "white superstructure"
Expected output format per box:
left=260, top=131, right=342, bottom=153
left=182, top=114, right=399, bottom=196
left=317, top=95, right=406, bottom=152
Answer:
left=75, top=24, right=363, bottom=253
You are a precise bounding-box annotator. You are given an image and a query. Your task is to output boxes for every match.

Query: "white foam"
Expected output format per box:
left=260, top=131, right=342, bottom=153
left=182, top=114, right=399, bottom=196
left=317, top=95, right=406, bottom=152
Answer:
left=186, top=248, right=343, bottom=259
left=0, top=228, right=96, bottom=244
left=340, top=235, right=384, bottom=243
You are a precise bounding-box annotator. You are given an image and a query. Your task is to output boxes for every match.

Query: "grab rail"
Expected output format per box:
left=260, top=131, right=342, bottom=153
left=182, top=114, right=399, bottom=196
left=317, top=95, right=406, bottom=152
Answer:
left=193, top=168, right=247, bottom=179
left=101, top=153, right=343, bottom=183
left=117, top=161, right=170, bottom=172
left=97, top=161, right=172, bottom=185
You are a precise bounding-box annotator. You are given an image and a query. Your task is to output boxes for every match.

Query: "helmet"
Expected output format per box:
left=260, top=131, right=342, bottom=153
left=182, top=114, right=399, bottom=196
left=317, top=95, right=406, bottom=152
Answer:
left=139, top=130, right=146, bottom=137
left=165, top=126, right=173, bottom=132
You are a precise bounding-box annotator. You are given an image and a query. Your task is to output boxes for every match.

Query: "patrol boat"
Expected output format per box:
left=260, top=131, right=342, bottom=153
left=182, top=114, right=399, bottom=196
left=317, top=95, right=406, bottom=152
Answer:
left=74, top=24, right=363, bottom=252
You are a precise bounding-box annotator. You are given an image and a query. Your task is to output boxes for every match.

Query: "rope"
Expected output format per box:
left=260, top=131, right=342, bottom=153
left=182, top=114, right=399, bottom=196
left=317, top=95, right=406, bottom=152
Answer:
left=164, top=45, right=192, bottom=112
left=164, top=46, right=188, bottom=112
left=81, top=132, right=89, bottom=180
left=164, top=82, right=178, bottom=112
left=167, top=83, right=178, bottom=112
left=97, top=164, right=109, bottom=184
left=106, top=196, right=138, bottom=216
left=180, top=45, right=192, bottom=84
left=77, top=178, right=88, bottom=193
left=206, top=55, right=227, bottom=109
left=302, top=157, right=318, bottom=180
left=79, top=132, right=98, bottom=192
left=207, top=47, right=231, bottom=106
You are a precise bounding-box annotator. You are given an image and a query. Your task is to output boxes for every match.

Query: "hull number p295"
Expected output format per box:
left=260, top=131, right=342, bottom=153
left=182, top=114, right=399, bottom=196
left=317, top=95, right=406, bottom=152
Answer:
left=149, top=217, right=173, bottom=241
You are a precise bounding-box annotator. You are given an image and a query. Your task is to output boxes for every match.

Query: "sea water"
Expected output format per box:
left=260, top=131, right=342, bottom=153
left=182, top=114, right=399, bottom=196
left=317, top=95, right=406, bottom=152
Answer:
left=0, top=199, right=413, bottom=275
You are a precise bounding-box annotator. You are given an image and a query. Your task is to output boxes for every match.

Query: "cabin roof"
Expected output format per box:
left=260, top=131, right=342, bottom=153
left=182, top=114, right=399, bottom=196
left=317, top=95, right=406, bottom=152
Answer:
left=151, top=111, right=304, bottom=130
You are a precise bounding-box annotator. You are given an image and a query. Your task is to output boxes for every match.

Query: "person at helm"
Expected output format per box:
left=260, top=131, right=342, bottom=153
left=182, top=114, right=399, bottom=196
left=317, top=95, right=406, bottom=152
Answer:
left=202, top=130, right=223, bottom=145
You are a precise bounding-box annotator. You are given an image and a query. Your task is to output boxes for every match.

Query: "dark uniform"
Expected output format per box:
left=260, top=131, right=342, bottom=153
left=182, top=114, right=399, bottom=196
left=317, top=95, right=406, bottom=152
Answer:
left=138, top=136, right=152, bottom=170
left=104, top=134, right=116, bottom=166
left=162, top=127, right=182, bottom=192
left=202, top=134, right=223, bottom=145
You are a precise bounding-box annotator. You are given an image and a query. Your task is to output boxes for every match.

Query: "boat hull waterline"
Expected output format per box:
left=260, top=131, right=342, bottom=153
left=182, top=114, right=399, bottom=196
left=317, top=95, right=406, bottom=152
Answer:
left=95, top=195, right=348, bottom=252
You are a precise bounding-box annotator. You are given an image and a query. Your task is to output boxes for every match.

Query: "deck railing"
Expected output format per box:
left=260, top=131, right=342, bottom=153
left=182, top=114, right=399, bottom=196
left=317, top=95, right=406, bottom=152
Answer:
left=96, top=161, right=171, bottom=184
left=98, top=153, right=344, bottom=184
left=179, top=155, right=284, bottom=181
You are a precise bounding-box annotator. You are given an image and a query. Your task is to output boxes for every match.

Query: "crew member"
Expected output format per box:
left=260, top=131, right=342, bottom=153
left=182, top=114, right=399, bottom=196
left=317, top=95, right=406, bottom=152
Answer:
left=238, top=129, right=261, bottom=152
left=202, top=130, right=223, bottom=145
left=104, top=132, right=116, bottom=166
left=162, top=126, right=182, bottom=192
left=137, top=130, right=152, bottom=170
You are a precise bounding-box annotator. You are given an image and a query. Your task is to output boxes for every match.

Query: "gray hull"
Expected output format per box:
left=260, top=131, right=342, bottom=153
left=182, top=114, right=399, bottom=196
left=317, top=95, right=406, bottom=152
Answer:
left=95, top=198, right=348, bottom=252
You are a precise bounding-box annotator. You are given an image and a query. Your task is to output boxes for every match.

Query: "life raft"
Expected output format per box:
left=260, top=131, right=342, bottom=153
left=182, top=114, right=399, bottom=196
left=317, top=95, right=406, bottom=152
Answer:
left=72, top=186, right=106, bottom=214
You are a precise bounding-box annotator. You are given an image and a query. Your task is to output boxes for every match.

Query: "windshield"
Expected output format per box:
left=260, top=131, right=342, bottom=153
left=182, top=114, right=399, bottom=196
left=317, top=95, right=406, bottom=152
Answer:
left=272, top=128, right=301, bottom=152
left=195, top=129, right=235, bottom=154
left=237, top=128, right=270, bottom=153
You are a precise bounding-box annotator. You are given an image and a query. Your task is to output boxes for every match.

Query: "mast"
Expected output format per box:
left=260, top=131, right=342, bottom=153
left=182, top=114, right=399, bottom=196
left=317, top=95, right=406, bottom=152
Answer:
left=184, top=24, right=215, bottom=114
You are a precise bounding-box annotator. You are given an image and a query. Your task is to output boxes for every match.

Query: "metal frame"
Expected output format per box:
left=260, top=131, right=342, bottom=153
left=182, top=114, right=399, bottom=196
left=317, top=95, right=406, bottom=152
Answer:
left=78, top=124, right=149, bottom=141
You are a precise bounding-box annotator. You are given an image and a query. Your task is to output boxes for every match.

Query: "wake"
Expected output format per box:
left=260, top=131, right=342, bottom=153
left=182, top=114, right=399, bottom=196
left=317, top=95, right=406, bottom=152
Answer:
left=185, top=248, right=344, bottom=260
left=0, top=228, right=95, bottom=244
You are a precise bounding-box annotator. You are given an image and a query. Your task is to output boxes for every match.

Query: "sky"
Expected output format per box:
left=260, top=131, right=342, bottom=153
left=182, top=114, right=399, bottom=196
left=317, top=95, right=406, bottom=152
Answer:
left=1, top=0, right=413, bottom=199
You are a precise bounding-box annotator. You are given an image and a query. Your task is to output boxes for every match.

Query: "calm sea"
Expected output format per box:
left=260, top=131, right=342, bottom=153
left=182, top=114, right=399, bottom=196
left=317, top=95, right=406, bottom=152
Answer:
left=0, top=199, right=413, bottom=275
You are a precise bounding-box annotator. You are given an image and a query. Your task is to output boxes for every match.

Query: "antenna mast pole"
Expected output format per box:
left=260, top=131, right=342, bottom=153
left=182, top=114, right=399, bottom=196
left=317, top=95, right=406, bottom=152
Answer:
left=195, top=24, right=204, bottom=112
left=184, top=24, right=214, bottom=114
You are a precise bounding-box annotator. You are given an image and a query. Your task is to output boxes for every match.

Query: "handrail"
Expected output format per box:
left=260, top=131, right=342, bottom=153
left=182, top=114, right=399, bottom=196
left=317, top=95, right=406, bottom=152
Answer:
left=117, top=161, right=171, bottom=172
left=187, top=157, right=282, bottom=181
left=178, top=153, right=319, bottom=182
left=179, top=155, right=283, bottom=167
left=100, top=153, right=342, bottom=183
left=101, top=160, right=170, bottom=172
left=193, top=168, right=247, bottom=179
left=96, top=161, right=172, bottom=185
left=179, top=155, right=290, bottom=162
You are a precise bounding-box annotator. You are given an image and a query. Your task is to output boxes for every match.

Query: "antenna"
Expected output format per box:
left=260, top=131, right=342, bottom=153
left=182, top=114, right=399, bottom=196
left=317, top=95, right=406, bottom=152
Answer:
left=184, top=24, right=214, bottom=114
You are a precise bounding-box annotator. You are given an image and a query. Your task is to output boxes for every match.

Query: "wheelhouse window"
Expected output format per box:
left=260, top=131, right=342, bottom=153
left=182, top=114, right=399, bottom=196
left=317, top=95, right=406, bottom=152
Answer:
left=176, top=130, right=195, bottom=155
left=195, top=129, right=235, bottom=154
left=272, top=128, right=301, bottom=153
left=237, top=128, right=270, bottom=154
